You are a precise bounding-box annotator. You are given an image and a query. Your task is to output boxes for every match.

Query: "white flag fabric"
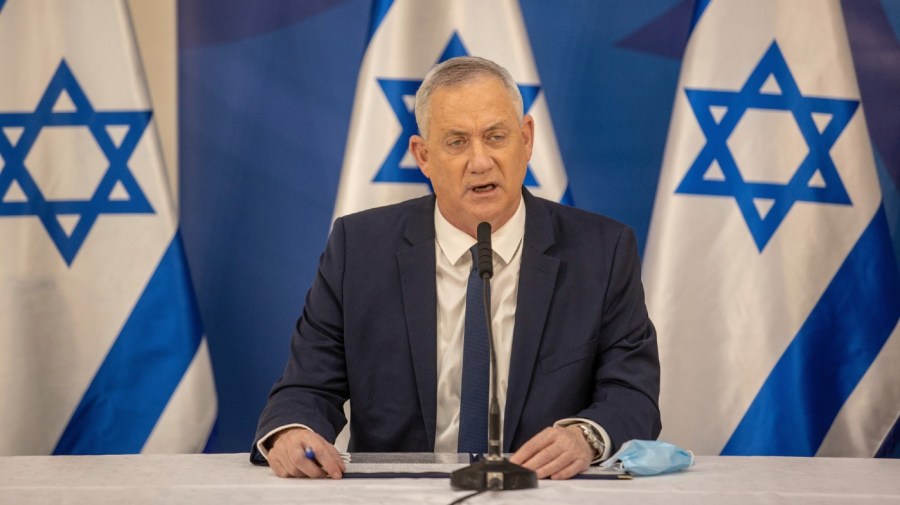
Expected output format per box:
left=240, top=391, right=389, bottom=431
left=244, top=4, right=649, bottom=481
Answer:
left=0, top=0, right=216, bottom=455
left=332, top=0, right=571, bottom=219
left=643, top=0, right=900, bottom=456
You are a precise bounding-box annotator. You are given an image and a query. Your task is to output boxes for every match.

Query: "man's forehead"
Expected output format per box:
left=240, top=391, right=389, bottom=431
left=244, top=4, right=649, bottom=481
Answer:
left=429, top=84, right=518, bottom=129
left=430, top=76, right=508, bottom=101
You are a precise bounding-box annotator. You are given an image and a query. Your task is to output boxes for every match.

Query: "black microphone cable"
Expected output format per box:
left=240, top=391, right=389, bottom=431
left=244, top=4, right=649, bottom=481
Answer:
left=447, top=486, right=492, bottom=505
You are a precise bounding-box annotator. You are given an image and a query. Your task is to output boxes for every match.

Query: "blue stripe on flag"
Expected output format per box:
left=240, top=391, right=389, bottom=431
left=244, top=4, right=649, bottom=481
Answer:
left=53, top=233, right=204, bottom=454
left=876, top=414, right=900, bottom=457
left=560, top=185, right=575, bottom=206
left=202, top=421, right=220, bottom=454
left=367, top=0, right=394, bottom=43
left=690, top=0, right=712, bottom=32
left=723, top=206, right=900, bottom=456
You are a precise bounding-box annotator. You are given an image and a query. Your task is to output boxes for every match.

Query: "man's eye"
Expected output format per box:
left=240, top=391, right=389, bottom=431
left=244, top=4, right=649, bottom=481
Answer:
left=447, top=138, right=465, bottom=147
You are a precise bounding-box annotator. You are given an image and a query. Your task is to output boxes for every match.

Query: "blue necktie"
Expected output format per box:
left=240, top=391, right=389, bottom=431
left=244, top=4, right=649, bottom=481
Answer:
left=458, top=246, right=490, bottom=453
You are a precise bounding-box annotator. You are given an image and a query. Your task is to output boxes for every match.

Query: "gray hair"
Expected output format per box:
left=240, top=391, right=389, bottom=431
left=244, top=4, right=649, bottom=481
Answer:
left=414, top=56, right=524, bottom=139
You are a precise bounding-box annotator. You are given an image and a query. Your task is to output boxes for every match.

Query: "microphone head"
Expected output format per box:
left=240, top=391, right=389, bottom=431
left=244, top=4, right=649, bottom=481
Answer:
left=476, top=222, right=493, bottom=279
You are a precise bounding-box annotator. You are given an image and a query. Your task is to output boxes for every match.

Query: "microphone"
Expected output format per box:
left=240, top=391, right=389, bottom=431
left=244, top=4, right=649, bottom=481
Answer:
left=450, top=222, right=537, bottom=492
left=476, top=221, right=493, bottom=280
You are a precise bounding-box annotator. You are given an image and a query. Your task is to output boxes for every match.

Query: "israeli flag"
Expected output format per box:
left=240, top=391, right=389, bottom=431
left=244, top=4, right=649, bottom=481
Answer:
left=333, top=0, right=571, bottom=219
left=643, top=0, right=900, bottom=456
left=0, top=0, right=216, bottom=454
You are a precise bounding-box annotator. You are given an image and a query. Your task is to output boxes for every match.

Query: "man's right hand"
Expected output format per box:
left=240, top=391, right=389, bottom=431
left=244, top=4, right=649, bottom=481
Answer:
left=266, top=427, right=346, bottom=479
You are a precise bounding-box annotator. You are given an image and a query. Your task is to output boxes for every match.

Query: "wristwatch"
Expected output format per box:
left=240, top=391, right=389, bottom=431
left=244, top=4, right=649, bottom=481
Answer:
left=574, top=422, right=605, bottom=460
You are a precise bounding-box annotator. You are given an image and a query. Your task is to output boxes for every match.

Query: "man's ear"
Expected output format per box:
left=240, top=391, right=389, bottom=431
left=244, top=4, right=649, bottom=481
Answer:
left=521, top=114, right=535, bottom=161
left=409, top=134, right=431, bottom=178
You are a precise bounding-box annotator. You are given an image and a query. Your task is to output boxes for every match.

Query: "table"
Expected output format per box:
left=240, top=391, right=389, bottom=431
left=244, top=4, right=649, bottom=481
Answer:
left=1, top=453, right=898, bottom=504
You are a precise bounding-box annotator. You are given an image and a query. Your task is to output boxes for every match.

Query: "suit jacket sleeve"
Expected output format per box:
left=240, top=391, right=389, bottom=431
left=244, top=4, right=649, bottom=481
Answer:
left=579, top=225, right=661, bottom=450
left=250, top=217, right=350, bottom=463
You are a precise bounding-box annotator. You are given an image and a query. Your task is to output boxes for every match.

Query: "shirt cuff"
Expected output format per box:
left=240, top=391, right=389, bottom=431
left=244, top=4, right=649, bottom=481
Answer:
left=554, top=418, right=612, bottom=464
left=255, top=424, right=312, bottom=460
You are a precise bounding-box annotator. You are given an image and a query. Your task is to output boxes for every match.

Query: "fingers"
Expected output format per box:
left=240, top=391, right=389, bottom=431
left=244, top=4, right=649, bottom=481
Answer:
left=509, top=427, right=553, bottom=466
left=510, top=426, right=592, bottom=480
left=304, top=439, right=346, bottom=478
left=269, top=456, right=289, bottom=478
left=550, top=460, right=586, bottom=481
left=267, top=428, right=345, bottom=479
left=286, top=444, right=329, bottom=479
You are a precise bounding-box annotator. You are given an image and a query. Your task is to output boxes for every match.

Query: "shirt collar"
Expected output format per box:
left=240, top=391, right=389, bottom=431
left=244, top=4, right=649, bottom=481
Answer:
left=434, top=196, right=526, bottom=267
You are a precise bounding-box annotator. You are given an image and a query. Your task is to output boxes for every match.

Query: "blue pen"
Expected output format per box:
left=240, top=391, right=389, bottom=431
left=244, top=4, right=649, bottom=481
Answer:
left=304, top=447, right=330, bottom=476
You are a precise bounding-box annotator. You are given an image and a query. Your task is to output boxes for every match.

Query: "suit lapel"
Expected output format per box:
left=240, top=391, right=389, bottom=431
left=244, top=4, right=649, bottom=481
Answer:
left=504, top=191, right=559, bottom=451
left=397, top=196, right=438, bottom=450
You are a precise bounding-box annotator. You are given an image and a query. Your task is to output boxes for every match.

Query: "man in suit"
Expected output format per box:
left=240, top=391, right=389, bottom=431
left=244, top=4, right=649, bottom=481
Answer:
left=252, top=56, right=660, bottom=480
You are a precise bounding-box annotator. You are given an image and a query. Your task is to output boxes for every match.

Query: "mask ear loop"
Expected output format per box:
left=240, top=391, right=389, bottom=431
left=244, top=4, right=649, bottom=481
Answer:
left=598, top=448, right=625, bottom=472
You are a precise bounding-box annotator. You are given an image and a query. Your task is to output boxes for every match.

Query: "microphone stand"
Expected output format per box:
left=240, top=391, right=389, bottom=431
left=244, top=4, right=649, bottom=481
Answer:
left=450, top=223, right=538, bottom=491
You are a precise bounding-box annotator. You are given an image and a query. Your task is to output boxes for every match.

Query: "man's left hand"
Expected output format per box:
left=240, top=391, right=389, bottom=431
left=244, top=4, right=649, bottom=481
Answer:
left=509, top=425, right=594, bottom=479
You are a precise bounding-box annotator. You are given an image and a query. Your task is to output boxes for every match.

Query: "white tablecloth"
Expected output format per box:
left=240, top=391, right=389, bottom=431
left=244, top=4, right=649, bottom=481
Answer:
left=1, top=453, right=898, bottom=504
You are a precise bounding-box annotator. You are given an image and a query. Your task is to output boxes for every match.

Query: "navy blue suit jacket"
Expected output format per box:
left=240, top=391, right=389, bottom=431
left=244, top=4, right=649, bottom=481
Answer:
left=251, top=189, right=660, bottom=463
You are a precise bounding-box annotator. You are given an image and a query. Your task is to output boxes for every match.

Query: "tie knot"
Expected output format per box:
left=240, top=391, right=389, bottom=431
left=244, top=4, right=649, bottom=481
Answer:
left=470, top=245, right=478, bottom=272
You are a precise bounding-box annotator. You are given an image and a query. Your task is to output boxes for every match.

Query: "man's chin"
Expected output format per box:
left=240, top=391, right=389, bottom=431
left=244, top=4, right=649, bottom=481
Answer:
left=466, top=203, right=516, bottom=228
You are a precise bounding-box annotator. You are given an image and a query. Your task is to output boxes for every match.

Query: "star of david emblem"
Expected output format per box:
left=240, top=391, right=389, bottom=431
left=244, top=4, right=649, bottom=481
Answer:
left=676, top=41, right=858, bottom=251
left=0, top=60, right=155, bottom=265
left=373, top=31, right=541, bottom=187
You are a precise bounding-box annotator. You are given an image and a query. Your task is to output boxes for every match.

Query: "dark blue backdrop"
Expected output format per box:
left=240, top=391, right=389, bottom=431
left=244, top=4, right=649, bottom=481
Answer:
left=178, top=0, right=900, bottom=453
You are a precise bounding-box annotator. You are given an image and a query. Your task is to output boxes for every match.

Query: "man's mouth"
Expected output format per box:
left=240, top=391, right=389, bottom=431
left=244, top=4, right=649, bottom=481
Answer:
left=472, top=184, right=496, bottom=193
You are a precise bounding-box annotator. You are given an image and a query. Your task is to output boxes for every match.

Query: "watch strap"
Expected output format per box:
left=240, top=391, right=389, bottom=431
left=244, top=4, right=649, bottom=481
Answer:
left=574, top=422, right=605, bottom=459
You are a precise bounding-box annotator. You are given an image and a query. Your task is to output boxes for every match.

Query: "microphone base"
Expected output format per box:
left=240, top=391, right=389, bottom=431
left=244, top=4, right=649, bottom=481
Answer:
left=450, top=457, right=538, bottom=491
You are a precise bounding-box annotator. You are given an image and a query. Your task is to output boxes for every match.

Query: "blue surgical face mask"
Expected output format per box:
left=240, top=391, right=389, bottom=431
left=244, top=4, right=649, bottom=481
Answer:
left=600, top=440, right=693, bottom=476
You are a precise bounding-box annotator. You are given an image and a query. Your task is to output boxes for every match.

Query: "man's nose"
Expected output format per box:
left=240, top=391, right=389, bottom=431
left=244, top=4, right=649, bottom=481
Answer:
left=468, top=140, right=492, bottom=173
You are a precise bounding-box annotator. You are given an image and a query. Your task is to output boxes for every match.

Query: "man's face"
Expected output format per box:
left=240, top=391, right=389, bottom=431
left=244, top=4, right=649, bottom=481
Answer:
left=410, top=76, right=534, bottom=237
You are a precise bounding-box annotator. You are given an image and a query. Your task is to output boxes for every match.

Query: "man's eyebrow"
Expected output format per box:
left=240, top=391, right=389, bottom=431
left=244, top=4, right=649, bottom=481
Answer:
left=443, top=128, right=470, bottom=137
left=440, top=122, right=512, bottom=139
